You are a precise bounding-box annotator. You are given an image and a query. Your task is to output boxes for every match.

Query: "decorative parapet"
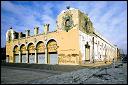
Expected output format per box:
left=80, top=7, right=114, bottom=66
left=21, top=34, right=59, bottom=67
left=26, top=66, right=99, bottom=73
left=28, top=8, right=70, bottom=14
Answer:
left=25, top=30, right=30, bottom=37
left=34, top=27, right=39, bottom=35
left=44, top=24, right=50, bottom=34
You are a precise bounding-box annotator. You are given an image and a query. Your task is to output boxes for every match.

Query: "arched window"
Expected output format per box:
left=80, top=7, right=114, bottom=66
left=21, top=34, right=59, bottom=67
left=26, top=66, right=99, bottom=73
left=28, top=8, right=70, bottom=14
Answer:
left=14, top=45, right=19, bottom=54
left=28, top=43, right=35, bottom=64
left=47, top=39, right=58, bottom=52
left=36, top=41, right=45, bottom=53
left=20, top=44, right=26, bottom=54
left=47, top=39, right=58, bottom=64
left=36, top=41, right=45, bottom=64
left=65, top=19, right=70, bottom=27
left=13, top=45, right=19, bottom=63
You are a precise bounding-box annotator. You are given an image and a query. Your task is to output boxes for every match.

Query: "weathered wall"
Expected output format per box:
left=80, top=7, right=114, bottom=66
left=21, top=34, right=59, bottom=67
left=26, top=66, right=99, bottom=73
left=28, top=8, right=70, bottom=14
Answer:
left=6, top=28, right=80, bottom=65
left=79, top=30, right=93, bottom=64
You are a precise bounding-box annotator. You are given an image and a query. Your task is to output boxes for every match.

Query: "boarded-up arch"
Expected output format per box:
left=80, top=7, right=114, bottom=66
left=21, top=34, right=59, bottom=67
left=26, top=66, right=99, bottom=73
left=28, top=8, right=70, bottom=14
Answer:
left=28, top=43, right=35, bottom=53
left=20, top=44, right=27, bottom=63
left=20, top=44, right=26, bottom=54
left=14, top=45, right=19, bottom=54
left=36, top=41, right=45, bottom=53
left=47, top=39, right=58, bottom=64
left=13, top=45, right=19, bottom=63
left=28, top=43, right=35, bottom=63
left=47, top=39, right=58, bottom=52
left=36, top=41, right=45, bottom=64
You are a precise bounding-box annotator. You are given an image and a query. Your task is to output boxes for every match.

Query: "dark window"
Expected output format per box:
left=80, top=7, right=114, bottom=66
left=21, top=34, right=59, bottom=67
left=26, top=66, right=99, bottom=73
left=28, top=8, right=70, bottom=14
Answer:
left=65, top=19, right=70, bottom=27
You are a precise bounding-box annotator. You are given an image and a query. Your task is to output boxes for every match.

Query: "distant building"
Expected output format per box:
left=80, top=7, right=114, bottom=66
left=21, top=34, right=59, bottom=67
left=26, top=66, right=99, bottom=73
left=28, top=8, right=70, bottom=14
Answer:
left=1, top=47, right=6, bottom=61
left=6, top=7, right=120, bottom=65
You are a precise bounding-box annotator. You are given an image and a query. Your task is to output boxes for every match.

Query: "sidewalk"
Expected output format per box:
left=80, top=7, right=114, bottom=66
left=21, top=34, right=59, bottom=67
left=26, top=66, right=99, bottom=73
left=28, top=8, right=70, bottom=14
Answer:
left=81, top=61, right=112, bottom=67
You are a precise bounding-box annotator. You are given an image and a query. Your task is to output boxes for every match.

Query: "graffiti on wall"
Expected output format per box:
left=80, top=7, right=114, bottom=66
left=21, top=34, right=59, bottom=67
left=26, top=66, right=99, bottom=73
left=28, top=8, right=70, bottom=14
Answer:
left=58, top=54, right=79, bottom=64
left=37, top=43, right=45, bottom=53
left=29, top=45, right=35, bottom=50
left=28, top=44, right=35, bottom=53
left=21, top=45, right=26, bottom=53
left=61, top=49, right=75, bottom=51
left=47, top=41, right=57, bottom=52
left=14, top=46, right=19, bottom=54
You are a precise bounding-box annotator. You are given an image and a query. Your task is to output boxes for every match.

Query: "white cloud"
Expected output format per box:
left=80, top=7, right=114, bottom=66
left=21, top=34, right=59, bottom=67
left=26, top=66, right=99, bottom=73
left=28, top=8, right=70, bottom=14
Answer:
left=42, top=3, right=54, bottom=15
left=1, top=1, right=27, bottom=15
left=41, top=15, right=56, bottom=31
left=1, top=1, right=127, bottom=54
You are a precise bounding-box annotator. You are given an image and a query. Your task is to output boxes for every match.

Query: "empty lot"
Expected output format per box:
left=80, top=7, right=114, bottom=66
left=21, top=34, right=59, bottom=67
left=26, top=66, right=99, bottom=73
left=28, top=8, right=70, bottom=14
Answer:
left=1, top=66, right=64, bottom=84
left=1, top=62, right=127, bottom=84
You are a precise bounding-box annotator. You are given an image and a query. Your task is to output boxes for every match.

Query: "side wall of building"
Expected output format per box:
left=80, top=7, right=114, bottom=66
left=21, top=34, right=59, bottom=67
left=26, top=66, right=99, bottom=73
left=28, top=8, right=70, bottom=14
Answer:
left=93, top=34, right=117, bottom=62
left=79, top=30, right=118, bottom=63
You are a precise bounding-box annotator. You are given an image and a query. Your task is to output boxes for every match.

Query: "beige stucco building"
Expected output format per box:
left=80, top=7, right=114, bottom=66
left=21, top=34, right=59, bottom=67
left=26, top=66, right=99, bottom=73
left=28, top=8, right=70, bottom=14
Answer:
left=6, top=7, right=120, bottom=65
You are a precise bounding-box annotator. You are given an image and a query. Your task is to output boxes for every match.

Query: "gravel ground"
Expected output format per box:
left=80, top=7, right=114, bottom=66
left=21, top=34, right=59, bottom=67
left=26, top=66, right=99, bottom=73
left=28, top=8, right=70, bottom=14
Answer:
left=1, top=62, right=127, bottom=84
left=30, top=63, right=127, bottom=84
left=83, top=63, right=127, bottom=84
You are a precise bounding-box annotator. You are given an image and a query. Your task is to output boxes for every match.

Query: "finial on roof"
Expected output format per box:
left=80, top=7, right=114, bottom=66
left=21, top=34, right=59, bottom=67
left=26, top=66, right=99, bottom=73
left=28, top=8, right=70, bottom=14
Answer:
left=66, top=6, right=70, bottom=9
left=10, top=27, right=12, bottom=29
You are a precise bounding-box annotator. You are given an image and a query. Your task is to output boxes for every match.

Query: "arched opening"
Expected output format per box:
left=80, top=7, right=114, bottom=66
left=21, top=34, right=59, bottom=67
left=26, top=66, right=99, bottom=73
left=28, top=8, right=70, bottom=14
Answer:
left=65, top=19, right=70, bottom=27
left=85, top=42, right=90, bottom=62
left=13, top=45, right=19, bottom=63
left=36, top=41, right=45, bottom=64
left=20, top=44, right=27, bottom=63
left=28, top=43, right=35, bottom=64
left=47, top=39, right=58, bottom=64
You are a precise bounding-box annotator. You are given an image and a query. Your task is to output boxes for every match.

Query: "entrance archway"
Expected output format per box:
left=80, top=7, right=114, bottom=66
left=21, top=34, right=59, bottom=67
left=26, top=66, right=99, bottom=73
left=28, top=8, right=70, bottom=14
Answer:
left=28, top=43, right=35, bottom=64
left=36, top=41, right=45, bottom=64
left=20, top=44, right=27, bottom=63
left=47, top=39, right=58, bottom=64
left=85, top=42, right=90, bottom=61
left=13, top=45, right=19, bottom=63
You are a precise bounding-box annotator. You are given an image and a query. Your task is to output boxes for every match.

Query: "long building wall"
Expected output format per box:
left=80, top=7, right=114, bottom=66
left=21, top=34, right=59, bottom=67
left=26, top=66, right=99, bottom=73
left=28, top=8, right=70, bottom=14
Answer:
left=6, top=29, right=81, bottom=65
left=93, top=33, right=117, bottom=62
left=6, top=29, right=118, bottom=65
left=79, top=30, right=118, bottom=64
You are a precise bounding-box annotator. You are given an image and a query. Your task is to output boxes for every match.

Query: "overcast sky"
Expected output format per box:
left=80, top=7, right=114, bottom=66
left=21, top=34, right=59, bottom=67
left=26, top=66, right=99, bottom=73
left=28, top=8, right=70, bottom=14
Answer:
left=1, top=1, right=127, bottom=54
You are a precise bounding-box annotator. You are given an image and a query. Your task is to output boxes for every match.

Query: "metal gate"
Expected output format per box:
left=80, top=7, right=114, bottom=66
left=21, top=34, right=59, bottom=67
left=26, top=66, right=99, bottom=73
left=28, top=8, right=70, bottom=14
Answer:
left=38, top=54, right=45, bottom=64
left=49, top=53, right=58, bottom=64
left=15, top=54, right=19, bottom=63
left=22, top=54, right=27, bottom=63
left=29, top=54, right=35, bottom=64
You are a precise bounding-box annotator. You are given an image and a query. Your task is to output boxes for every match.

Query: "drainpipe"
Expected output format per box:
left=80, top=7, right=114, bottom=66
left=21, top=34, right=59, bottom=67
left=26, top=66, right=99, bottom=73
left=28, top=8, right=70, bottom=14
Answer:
left=92, top=37, right=94, bottom=63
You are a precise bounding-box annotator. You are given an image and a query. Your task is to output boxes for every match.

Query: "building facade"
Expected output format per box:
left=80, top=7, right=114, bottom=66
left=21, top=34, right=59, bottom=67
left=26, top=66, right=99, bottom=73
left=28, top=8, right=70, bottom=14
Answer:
left=6, top=7, right=120, bottom=65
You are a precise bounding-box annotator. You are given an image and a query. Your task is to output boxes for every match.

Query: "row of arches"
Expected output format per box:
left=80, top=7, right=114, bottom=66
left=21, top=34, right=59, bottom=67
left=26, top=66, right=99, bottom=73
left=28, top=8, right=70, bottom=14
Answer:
left=13, top=39, right=58, bottom=64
